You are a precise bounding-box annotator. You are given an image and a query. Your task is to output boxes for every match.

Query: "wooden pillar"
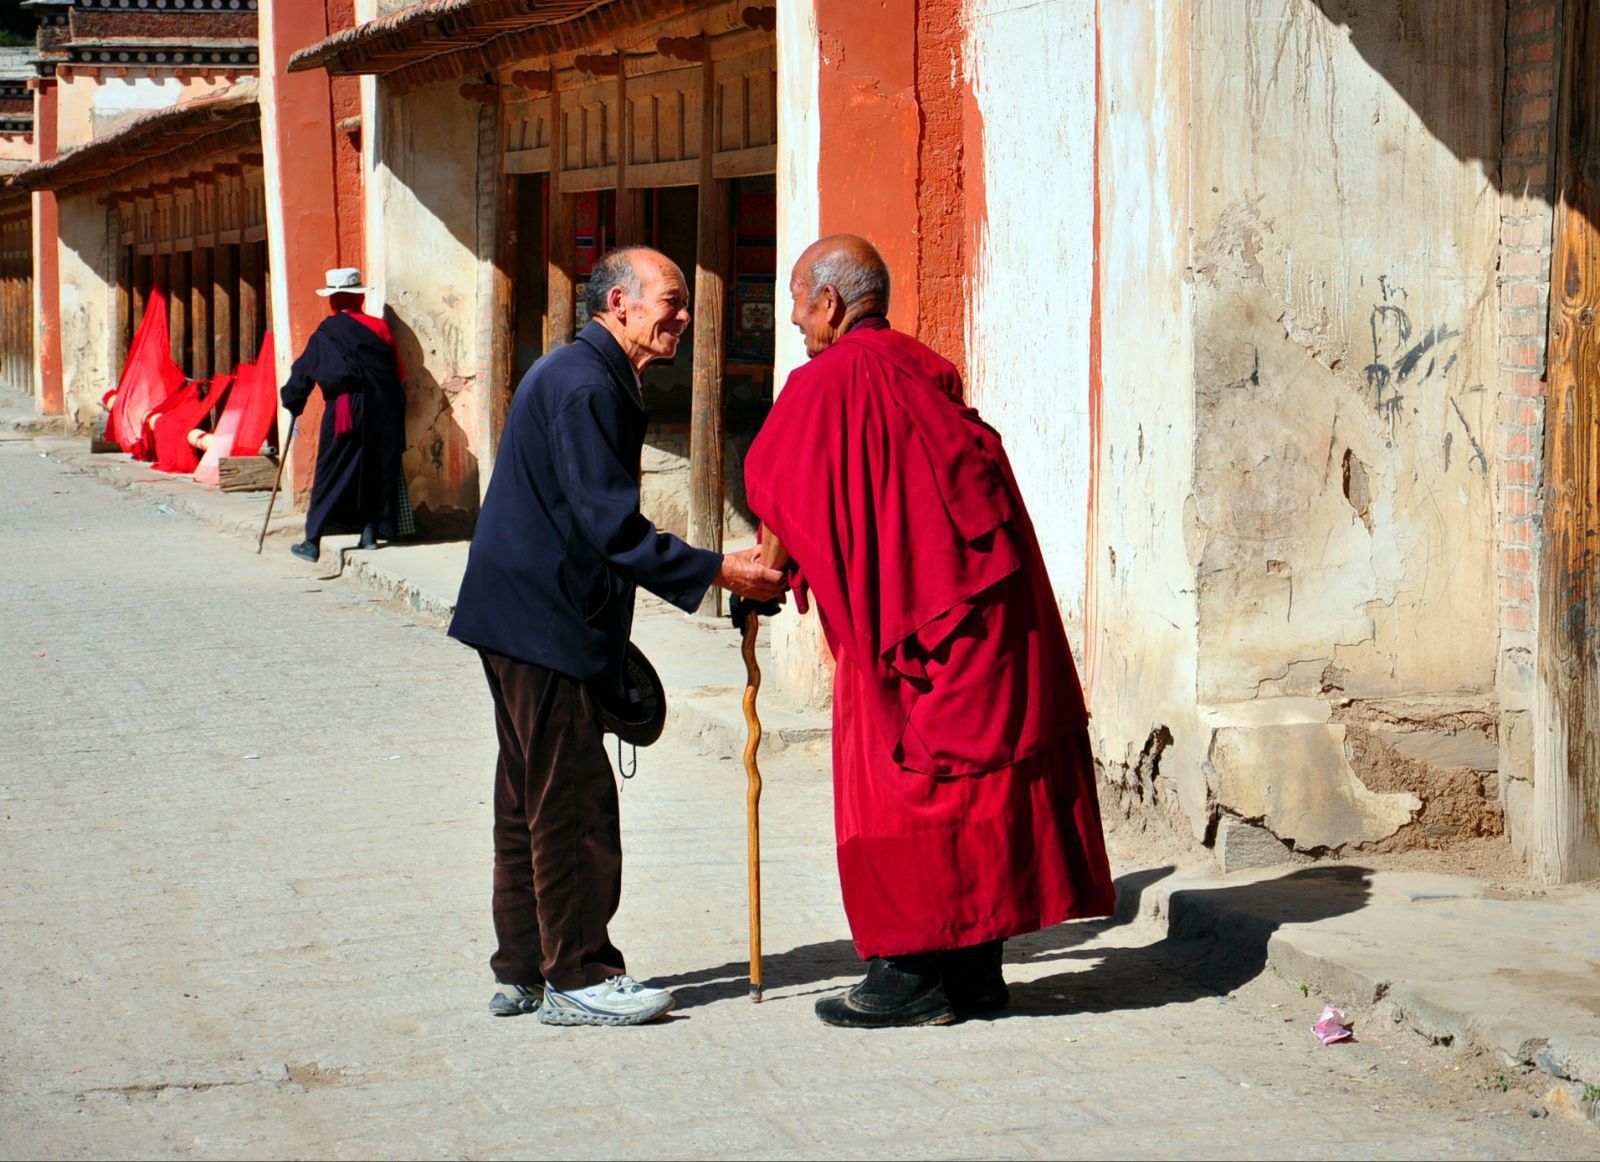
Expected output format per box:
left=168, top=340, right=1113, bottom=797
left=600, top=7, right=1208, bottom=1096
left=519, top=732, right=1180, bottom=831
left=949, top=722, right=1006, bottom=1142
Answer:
left=190, top=246, right=212, bottom=380
left=547, top=85, right=576, bottom=346
left=1536, top=0, right=1600, bottom=883
left=238, top=241, right=260, bottom=361
left=213, top=243, right=236, bottom=372
left=132, top=251, right=150, bottom=335
left=613, top=54, right=636, bottom=244
left=690, top=52, right=729, bottom=616
left=111, top=236, right=132, bottom=383
left=169, top=251, right=190, bottom=372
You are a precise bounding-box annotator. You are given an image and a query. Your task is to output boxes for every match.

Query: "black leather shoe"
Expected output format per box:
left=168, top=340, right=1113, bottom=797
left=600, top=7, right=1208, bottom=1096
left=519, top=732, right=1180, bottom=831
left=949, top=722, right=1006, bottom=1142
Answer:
left=289, top=540, right=320, bottom=563
left=815, top=955, right=957, bottom=1028
left=940, top=940, right=1009, bottom=1015
left=358, top=524, right=377, bottom=550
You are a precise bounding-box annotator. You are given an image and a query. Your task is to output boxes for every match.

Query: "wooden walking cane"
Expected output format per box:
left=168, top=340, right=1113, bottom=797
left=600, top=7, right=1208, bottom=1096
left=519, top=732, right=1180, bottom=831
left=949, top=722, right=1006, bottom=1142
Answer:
left=256, top=422, right=293, bottom=554
left=741, top=610, right=764, bottom=1002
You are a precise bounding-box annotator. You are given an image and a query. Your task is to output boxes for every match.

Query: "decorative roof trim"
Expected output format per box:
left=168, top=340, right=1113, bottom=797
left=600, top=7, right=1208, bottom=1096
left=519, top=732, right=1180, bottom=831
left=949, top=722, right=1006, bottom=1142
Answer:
left=287, top=0, right=615, bottom=82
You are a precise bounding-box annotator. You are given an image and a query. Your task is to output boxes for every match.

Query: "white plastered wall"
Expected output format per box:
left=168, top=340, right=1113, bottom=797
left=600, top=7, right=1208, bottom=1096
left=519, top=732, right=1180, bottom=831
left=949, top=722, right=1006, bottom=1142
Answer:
left=54, top=192, right=112, bottom=427
left=766, top=0, right=832, bottom=711
left=370, top=78, right=485, bottom=532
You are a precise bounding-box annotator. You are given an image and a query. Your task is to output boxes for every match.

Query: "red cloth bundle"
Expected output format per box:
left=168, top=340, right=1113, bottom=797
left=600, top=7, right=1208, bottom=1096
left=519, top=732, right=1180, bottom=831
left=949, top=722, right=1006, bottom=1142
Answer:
left=149, top=375, right=234, bottom=474
left=106, top=287, right=187, bottom=454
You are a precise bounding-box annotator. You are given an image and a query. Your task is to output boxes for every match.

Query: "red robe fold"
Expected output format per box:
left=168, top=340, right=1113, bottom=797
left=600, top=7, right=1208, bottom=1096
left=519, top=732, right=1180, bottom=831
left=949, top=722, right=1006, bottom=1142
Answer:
left=744, top=317, right=1114, bottom=957
left=149, top=375, right=233, bottom=474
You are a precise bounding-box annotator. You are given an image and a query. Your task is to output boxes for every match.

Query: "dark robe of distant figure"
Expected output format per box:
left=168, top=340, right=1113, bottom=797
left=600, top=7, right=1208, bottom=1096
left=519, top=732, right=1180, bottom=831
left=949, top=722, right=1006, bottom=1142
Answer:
left=280, top=311, right=407, bottom=544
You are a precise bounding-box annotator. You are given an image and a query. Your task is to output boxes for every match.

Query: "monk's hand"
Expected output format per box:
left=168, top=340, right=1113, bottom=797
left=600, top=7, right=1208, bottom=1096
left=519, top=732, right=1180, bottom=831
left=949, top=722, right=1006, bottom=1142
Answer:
left=715, top=546, right=787, bottom=603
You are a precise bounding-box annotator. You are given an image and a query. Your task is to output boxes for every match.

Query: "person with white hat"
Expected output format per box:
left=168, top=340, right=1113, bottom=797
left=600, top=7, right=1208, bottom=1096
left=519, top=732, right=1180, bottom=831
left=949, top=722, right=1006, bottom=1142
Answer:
left=279, top=268, right=410, bottom=562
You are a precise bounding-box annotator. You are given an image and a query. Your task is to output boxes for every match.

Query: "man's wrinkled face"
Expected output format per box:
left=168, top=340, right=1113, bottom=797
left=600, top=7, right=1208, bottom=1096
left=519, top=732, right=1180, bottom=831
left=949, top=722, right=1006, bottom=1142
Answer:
left=790, top=274, right=838, bottom=360
left=620, top=257, right=691, bottom=364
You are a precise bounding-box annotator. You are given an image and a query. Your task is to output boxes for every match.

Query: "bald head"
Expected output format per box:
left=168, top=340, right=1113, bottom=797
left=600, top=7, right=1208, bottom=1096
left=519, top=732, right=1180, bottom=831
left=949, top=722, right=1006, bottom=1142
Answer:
left=789, top=234, right=891, bottom=358
left=796, top=235, right=890, bottom=313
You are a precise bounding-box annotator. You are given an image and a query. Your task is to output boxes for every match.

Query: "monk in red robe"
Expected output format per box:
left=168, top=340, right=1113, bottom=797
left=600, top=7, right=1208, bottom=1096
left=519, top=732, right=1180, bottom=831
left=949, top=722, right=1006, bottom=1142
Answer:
left=742, top=234, right=1116, bottom=1028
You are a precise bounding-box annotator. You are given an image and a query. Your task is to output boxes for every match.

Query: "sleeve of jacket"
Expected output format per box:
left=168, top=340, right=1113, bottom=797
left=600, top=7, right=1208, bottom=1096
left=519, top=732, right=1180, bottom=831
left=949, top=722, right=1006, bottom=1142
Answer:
left=550, top=385, right=722, bottom=611
left=279, top=331, right=328, bottom=418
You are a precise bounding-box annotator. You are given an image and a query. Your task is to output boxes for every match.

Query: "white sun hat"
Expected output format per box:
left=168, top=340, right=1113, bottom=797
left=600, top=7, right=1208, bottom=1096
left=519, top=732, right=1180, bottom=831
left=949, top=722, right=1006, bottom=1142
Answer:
left=315, top=267, right=375, bottom=296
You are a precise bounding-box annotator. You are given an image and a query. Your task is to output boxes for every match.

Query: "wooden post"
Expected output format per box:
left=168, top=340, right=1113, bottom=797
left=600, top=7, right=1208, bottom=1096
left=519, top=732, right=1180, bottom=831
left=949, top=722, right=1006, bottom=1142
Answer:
left=547, top=85, right=576, bottom=346
left=1536, top=0, right=1600, bottom=883
left=490, top=172, right=517, bottom=459
left=132, top=250, right=149, bottom=335
left=614, top=53, right=635, bottom=243
left=690, top=56, right=729, bottom=616
left=170, top=250, right=191, bottom=374
left=109, top=209, right=131, bottom=382
left=213, top=243, right=236, bottom=372
left=190, top=246, right=212, bottom=381
left=238, top=241, right=261, bottom=362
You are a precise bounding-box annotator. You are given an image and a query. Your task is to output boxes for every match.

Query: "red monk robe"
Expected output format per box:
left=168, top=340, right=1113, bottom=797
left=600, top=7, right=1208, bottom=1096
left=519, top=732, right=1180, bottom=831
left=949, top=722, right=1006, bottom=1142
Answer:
left=744, top=316, right=1115, bottom=958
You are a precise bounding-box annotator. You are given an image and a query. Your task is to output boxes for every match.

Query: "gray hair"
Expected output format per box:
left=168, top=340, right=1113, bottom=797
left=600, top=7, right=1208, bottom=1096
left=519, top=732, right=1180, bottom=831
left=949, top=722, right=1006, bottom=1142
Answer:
left=806, top=244, right=890, bottom=310
left=586, top=246, right=654, bottom=319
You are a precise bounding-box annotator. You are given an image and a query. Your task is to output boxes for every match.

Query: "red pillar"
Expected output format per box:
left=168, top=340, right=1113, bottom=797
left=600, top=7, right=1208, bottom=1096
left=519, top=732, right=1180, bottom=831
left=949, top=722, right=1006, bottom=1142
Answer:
left=814, top=0, right=921, bottom=334
left=31, top=77, right=63, bottom=415
left=261, top=0, right=343, bottom=505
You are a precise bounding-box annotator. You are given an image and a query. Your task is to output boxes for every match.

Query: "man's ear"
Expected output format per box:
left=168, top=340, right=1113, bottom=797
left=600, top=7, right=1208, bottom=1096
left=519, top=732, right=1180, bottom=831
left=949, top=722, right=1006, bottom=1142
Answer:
left=607, top=284, right=627, bottom=320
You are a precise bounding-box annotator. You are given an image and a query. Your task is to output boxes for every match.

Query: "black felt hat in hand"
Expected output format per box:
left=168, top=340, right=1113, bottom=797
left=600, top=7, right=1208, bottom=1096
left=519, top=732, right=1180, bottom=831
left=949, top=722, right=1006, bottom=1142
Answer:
left=595, top=642, right=667, bottom=747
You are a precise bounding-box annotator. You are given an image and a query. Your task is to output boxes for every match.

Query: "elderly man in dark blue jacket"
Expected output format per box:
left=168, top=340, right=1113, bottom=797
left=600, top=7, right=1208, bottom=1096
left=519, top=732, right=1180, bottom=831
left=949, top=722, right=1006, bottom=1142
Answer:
left=449, top=245, right=784, bottom=1028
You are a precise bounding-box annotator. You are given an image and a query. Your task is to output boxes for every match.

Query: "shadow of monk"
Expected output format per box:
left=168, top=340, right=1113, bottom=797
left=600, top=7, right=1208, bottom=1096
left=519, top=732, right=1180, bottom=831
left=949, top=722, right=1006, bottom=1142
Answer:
left=660, top=864, right=1372, bottom=1018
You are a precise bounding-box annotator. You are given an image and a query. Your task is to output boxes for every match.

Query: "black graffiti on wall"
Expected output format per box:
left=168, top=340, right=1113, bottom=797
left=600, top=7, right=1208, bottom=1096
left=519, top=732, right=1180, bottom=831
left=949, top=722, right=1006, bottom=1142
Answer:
left=1362, top=276, right=1482, bottom=473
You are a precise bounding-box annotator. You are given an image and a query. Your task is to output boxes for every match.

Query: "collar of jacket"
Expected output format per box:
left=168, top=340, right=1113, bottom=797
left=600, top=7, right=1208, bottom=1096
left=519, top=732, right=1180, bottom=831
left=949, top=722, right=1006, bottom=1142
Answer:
left=576, top=320, right=645, bottom=411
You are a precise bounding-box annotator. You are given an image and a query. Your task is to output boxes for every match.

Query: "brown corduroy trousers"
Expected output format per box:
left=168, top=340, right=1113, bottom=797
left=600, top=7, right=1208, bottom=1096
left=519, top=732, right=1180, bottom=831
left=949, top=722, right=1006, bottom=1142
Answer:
left=478, top=649, right=626, bottom=991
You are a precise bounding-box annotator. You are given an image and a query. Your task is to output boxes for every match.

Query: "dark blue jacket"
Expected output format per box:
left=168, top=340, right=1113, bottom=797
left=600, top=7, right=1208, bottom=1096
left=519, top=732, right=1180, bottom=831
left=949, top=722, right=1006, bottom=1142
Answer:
left=448, top=322, right=721, bottom=680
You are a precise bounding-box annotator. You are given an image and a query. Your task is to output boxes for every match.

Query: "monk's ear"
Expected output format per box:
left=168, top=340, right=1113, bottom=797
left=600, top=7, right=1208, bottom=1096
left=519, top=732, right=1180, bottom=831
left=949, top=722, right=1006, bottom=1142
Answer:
left=824, top=285, right=847, bottom=327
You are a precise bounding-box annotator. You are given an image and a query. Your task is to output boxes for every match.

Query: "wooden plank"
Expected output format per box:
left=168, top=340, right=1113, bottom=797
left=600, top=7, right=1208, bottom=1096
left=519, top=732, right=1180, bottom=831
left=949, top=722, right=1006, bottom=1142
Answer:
left=557, top=165, right=623, bottom=193
left=1536, top=0, right=1600, bottom=883
left=712, top=144, right=777, bottom=179
left=219, top=455, right=278, bottom=492
left=624, top=158, right=699, bottom=189
left=503, top=146, right=552, bottom=174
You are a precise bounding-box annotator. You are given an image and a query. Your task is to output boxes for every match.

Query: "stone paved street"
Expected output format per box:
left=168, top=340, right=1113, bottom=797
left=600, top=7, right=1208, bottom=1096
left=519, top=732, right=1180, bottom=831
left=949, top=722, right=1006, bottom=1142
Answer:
left=1, top=432, right=1594, bottom=1160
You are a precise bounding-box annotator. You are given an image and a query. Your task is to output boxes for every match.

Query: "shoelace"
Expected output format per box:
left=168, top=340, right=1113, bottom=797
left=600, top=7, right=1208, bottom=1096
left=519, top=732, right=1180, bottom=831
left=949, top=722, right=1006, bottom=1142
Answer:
left=605, top=974, right=643, bottom=993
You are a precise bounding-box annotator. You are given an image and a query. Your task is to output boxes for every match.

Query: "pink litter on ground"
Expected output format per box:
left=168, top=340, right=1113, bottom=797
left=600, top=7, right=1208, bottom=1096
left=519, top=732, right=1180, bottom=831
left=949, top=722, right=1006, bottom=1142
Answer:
left=1312, top=1005, right=1354, bottom=1044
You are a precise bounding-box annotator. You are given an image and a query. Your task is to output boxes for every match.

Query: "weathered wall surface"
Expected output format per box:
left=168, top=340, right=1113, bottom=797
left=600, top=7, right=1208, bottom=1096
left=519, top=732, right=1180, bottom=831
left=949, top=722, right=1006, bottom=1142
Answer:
left=1188, top=0, right=1504, bottom=854
left=1085, top=0, right=1208, bottom=840
left=370, top=79, right=483, bottom=538
left=964, top=0, right=1096, bottom=652
left=56, top=74, right=232, bottom=150
left=54, top=193, right=110, bottom=427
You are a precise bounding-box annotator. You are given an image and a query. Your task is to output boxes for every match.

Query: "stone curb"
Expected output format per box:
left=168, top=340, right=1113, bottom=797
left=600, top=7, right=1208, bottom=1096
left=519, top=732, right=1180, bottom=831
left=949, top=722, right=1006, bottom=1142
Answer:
left=1144, top=871, right=1600, bottom=1104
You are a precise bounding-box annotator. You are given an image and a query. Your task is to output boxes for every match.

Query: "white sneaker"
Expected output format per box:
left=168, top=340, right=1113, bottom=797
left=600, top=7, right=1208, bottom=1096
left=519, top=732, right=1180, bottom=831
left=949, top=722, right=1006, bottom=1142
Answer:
left=538, top=974, right=676, bottom=1026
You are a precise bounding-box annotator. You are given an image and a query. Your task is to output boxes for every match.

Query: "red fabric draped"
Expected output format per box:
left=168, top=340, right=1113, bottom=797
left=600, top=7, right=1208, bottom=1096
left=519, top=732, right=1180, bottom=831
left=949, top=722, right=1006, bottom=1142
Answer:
left=150, top=375, right=233, bottom=474
left=194, top=333, right=277, bottom=484
left=743, top=317, right=1114, bottom=957
left=105, top=286, right=186, bottom=454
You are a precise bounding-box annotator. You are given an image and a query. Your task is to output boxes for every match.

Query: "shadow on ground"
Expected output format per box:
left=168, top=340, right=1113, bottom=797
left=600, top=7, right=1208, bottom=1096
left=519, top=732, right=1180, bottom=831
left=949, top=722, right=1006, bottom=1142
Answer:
left=662, top=864, right=1372, bottom=1018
